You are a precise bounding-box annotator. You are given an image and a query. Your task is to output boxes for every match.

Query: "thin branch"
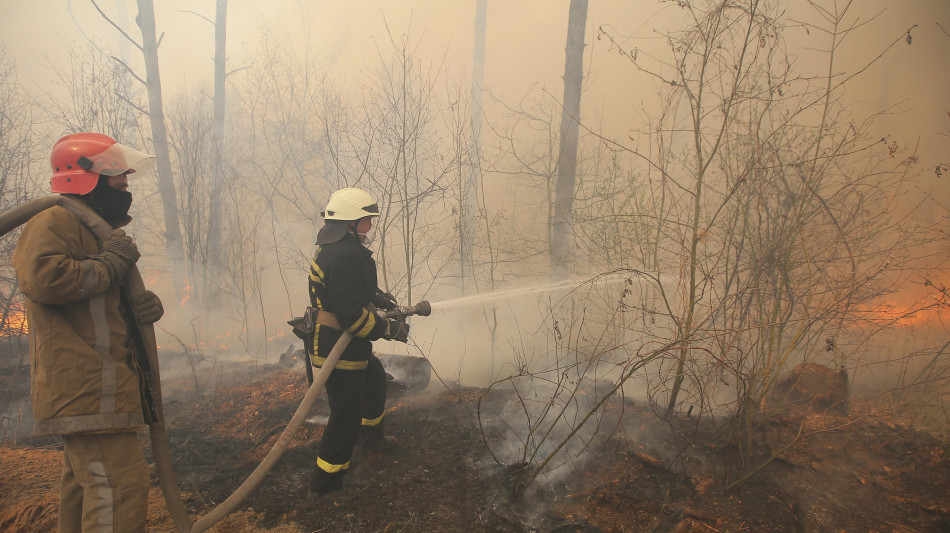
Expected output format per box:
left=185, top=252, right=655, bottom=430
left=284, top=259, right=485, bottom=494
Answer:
left=89, top=0, right=144, bottom=52
left=114, top=91, right=148, bottom=116
left=108, top=56, right=147, bottom=86
left=226, top=66, right=252, bottom=77
left=179, top=9, right=214, bottom=25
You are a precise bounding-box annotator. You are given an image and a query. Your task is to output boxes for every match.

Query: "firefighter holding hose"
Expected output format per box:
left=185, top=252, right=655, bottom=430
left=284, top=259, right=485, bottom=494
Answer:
left=11, top=133, right=164, bottom=532
left=306, top=187, right=409, bottom=496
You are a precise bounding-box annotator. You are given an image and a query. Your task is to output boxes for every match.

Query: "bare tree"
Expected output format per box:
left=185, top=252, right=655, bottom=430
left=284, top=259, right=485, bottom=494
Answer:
left=0, top=49, right=39, bottom=354
left=208, top=0, right=228, bottom=286
left=215, top=21, right=343, bottom=352
left=88, top=0, right=185, bottom=295
left=460, top=0, right=488, bottom=295
left=480, top=88, right=573, bottom=278
left=44, top=44, right=141, bottom=140
left=165, top=93, right=213, bottom=294
left=578, top=0, right=937, bottom=472
left=472, top=0, right=937, bottom=494
left=317, top=26, right=462, bottom=305
left=134, top=0, right=184, bottom=295
left=159, top=0, right=232, bottom=339
left=551, top=0, right=589, bottom=280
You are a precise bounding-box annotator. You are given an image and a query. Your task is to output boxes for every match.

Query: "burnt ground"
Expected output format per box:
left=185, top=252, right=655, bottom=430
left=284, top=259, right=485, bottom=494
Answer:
left=2, top=355, right=950, bottom=533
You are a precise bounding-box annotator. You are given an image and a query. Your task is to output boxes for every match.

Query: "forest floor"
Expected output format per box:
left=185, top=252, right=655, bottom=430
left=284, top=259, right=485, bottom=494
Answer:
left=2, top=353, right=949, bottom=533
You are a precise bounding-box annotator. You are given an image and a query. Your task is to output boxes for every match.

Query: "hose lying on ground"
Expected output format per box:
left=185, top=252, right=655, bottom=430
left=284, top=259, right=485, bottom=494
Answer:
left=1, top=197, right=349, bottom=533
left=189, top=332, right=351, bottom=532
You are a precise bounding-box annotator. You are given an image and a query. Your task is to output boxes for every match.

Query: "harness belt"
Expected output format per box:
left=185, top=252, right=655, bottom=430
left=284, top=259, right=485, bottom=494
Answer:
left=315, top=310, right=342, bottom=330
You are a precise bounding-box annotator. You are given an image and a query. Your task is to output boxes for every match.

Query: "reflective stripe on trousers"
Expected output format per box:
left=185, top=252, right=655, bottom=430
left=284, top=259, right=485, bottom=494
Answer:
left=59, top=432, right=149, bottom=533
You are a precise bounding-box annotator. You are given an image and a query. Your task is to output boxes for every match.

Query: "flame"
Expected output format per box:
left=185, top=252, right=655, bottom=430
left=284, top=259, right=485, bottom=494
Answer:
left=267, top=329, right=287, bottom=342
left=0, top=307, right=29, bottom=338
left=853, top=301, right=946, bottom=327
left=180, top=282, right=192, bottom=306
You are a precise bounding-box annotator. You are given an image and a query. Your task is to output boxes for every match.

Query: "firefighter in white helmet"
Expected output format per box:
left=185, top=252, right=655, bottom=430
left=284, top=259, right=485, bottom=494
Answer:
left=12, top=132, right=164, bottom=531
left=306, top=187, right=408, bottom=496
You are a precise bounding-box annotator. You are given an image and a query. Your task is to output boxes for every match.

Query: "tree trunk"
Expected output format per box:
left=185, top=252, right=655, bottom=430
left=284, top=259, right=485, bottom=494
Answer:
left=551, top=0, right=587, bottom=280
left=461, top=0, right=487, bottom=294
left=206, top=0, right=227, bottom=308
left=136, top=0, right=185, bottom=296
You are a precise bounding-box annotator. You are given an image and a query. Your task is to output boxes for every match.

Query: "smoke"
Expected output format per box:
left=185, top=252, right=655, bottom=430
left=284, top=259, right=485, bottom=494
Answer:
left=387, top=273, right=664, bottom=506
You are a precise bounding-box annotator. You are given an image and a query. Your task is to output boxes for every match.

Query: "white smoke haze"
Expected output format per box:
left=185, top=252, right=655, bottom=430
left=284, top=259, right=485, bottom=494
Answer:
left=411, top=274, right=664, bottom=491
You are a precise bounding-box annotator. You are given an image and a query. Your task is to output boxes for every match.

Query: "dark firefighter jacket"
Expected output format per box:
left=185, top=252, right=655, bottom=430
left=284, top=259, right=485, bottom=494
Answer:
left=11, top=201, right=146, bottom=436
left=308, top=232, right=388, bottom=370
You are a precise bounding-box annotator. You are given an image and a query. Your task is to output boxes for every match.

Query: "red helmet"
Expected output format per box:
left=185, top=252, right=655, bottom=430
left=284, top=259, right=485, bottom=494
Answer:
left=50, top=133, right=156, bottom=194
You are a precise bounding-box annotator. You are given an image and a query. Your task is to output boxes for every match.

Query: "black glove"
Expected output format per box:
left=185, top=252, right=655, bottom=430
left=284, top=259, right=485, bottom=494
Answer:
left=133, top=290, right=164, bottom=324
left=383, top=319, right=410, bottom=343
left=374, top=290, right=398, bottom=310
left=93, top=229, right=141, bottom=285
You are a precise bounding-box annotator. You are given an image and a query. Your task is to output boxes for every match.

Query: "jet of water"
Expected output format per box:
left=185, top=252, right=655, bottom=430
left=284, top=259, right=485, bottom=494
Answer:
left=428, top=273, right=630, bottom=313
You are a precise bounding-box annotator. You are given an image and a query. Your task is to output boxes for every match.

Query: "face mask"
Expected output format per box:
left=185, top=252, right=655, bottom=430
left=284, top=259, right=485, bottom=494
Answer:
left=93, top=179, right=132, bottom=223
left=359, top=225, right=376, bottom=246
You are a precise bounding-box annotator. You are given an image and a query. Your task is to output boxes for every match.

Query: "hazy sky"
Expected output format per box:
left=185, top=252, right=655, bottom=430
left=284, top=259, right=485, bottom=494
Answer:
left=2, top=1, right=947, bottom=164
left=0, top=0, right=947, bottom=230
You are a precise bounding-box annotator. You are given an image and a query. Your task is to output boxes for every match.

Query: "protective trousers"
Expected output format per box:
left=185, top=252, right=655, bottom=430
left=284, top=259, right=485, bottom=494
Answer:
left=58, top=432, right=149, bottom=533
left=310, top=355, right=387, bottom=494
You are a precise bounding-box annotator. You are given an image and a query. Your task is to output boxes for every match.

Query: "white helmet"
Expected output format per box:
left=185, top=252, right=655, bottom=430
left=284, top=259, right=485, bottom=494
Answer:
left=322, top=188, right=379, bottom=221
left=315, top=187, right=380, bottom=245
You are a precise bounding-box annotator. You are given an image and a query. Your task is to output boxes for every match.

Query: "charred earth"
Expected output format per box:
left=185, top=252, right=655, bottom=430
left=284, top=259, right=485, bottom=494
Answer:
left=1, top=349, right=949, bottom=532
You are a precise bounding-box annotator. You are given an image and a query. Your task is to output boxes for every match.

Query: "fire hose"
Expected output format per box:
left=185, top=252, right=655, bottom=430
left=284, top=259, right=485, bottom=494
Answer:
left=167, top=303, right=428, bottom=532
left=192, top=302, right=431, bottom=531
left=189, top=331, right=351, bottom=532
left=0, top=197, right=432, bottom=532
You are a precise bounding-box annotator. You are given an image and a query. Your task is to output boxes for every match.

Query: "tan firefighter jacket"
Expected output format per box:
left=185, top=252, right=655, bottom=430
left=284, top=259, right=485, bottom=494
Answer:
left=11, top=200, right=146, bottom=436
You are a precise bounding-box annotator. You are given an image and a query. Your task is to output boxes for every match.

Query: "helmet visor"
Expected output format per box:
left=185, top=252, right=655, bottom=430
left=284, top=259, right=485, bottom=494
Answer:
left=80, top=142, right=156, bottom=177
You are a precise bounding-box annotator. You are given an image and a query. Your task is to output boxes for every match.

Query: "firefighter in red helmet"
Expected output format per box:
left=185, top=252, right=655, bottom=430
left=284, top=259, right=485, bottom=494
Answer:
left=12, top=132, right=164, bottom=532
left=307, top=187, right=409, bottom=496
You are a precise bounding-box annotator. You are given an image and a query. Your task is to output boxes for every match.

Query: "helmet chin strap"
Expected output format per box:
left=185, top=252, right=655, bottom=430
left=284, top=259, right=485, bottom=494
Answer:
left=359, top=228, right=375, bottom=245
left=347, top=221, right=363, bottom=242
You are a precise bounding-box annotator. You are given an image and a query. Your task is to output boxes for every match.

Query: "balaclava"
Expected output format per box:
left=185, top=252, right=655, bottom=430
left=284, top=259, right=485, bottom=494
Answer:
left=82, top=174, right=133, bottom=226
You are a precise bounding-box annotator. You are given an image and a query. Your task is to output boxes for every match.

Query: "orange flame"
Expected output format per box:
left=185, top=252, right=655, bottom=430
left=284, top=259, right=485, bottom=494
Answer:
left=854, top=301, right=946, bottom=328
left=0, top=308, right=29, bottom=338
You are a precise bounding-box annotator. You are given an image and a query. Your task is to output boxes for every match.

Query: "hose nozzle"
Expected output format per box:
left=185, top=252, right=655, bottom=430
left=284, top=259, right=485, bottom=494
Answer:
left=412, top=300, right=432, bottom=317
left=381, top=300, right=432, bottom=319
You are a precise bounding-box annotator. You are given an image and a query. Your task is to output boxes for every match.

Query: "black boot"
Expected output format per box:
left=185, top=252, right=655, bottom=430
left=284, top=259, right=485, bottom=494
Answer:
left=366, top=434, right=399, bottom=452
left=309, top=467, right=344, bottom=496
left=362, top=420, right=399, bottom=452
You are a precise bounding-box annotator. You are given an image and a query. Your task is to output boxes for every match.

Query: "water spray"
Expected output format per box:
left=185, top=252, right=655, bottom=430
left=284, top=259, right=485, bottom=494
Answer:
left=425, top=273, right=636, bottom=313
left=377, top=274, right=635, bottom=321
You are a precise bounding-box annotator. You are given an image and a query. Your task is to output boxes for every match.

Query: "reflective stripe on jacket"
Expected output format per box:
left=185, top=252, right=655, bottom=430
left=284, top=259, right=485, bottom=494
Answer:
left=12, top=202, right=145, bottom=435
